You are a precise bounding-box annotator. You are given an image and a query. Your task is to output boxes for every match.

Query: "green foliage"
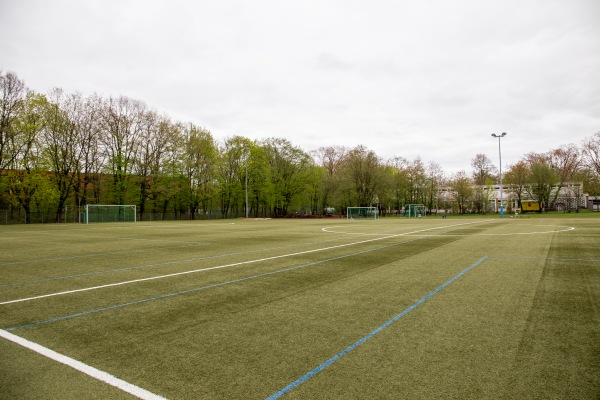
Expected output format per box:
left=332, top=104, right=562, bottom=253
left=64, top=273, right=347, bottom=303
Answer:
left=262, top=137, right=314, bottom=217
left=528, top=162, right=558, bottom=206
left=449, top=170, right=474, bottom=214
left=181, top=124, right=218, bottom=219
left=339, top=145, right=383, bottom=207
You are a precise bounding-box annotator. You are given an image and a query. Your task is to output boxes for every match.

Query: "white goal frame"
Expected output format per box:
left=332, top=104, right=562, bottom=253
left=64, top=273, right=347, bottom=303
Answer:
left=404, top=204, right=426, bottom=218
left=346, top=207, right=379, bottom=220
left=84, top=205, right=137, bottom=224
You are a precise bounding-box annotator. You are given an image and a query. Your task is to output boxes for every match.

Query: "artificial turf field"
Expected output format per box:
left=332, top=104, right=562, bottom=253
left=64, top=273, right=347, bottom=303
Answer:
left=0, top=217, right=598, bottom=399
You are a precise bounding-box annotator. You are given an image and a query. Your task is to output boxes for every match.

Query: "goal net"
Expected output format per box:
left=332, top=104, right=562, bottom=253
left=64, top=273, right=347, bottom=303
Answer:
left=404, top=204, right=425, bottom=218
left=84, top=205, right=137, bottom=223
left=347, top=207, right=379, bottom=220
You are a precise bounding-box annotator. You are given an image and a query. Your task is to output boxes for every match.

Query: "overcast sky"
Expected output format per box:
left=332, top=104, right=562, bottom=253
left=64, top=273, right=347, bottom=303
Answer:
left=1, top=0, right=599, bottom=174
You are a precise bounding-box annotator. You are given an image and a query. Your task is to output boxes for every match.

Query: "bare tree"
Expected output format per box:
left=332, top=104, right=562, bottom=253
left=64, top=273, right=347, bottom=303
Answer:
left=312, top=145, right=347, bottom=177
left=524, top=151, right=551, bottom=166
left=471, top=153, right=497, bottom=186
left=549, top=144, right=581, bottom=182
left=42, top=88, right=85, bottom=221
left=99, top=96, right=145, bottom=205
left=73, top=93, right=104, bottom=207
left=134, top=111, right=181, bottom=220
left=582, top=132, right=600, bottom=177
left=0, top=71, right=26, bottom=170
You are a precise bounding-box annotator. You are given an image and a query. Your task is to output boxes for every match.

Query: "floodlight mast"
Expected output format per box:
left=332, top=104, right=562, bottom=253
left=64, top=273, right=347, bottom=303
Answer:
left=491, top=132, right=507, bottom=217
left=244, top=146, right=249, bottom=219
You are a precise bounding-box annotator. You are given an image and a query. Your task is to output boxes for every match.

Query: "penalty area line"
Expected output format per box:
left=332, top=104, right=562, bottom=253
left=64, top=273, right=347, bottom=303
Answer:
left=0, top=329, right=166, bottom=400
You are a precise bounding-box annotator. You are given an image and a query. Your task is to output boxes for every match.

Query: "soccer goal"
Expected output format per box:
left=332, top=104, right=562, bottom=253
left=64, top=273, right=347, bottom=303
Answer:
left=84, top=205, right=137, bottom=223
left=347, top=207, right=379, bottom=220
left=404, top=204, right=426, bottom=218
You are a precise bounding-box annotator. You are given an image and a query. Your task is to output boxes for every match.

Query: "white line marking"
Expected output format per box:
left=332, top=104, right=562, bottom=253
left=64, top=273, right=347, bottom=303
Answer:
left=0, top=329, right=166, bottom=400
left=0, top=221, right=486, bottom=305
left=322, top=224, right=575, bottom=236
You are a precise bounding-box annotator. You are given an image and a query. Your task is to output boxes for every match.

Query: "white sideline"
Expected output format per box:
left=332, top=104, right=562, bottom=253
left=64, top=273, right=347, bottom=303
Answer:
left=1, top=221, right=486, bottom=306
left=0, top=329, right=167, bottom=400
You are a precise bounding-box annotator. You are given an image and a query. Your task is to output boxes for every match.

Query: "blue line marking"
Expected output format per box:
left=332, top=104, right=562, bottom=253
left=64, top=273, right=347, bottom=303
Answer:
left=6, top=238, right=424, bottom=331
left=265, top=256, right=489, bottom=400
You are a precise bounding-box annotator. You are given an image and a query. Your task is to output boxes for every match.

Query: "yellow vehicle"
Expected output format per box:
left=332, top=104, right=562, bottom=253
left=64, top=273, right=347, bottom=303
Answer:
left=520, top=200, right=541, bottom=213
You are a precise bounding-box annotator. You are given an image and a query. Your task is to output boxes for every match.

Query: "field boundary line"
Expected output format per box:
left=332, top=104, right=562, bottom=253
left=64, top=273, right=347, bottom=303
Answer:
left=266, top=256, right=489, bottom=400
left=0, top=220, right=487, bottom=306
left=0, top=329, right=166, bottom=400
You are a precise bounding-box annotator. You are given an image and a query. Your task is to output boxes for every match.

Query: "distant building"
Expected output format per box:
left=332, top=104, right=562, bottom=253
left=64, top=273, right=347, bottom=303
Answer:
left=435, top=182, right=588, bottom=213
left=587, top=196, right=600, bottom=211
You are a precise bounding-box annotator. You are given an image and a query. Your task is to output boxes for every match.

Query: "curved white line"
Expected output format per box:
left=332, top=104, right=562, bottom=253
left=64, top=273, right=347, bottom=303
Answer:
left=322, top=225, right=575, bottom=236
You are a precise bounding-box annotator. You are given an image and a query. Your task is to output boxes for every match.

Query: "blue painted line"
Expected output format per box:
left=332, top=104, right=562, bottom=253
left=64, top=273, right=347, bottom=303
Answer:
left=266, top=256, right=489, bottom=400
left=5, top=238, right=423, bottom=331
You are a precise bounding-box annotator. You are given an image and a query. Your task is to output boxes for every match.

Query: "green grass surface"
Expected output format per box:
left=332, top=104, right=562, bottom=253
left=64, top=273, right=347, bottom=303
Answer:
left=1, top=217, right=599, bottom=399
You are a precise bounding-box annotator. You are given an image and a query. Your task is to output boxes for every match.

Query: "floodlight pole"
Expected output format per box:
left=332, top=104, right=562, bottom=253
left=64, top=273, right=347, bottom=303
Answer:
left=245, top=146, right=249, bottom=219
left=245, top=163, right=249, bottom=219
left=491, top=132, right=507, bottom=217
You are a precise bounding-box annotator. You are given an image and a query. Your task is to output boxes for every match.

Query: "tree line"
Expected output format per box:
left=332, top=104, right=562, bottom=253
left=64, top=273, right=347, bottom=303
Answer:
left=1, top=71, right=599, bottom=223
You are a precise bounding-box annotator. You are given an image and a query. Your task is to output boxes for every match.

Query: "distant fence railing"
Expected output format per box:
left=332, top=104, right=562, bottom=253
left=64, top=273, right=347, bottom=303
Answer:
left=0, top=209, right=229, bottom=225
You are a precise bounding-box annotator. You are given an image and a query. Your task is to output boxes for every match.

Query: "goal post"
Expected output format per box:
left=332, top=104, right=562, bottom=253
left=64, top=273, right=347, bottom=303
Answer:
left=346, top=206, right=379, bottom=220
left=84, top=205, right=137, bottom=223
left=403, top=204, right=426, bottom=218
